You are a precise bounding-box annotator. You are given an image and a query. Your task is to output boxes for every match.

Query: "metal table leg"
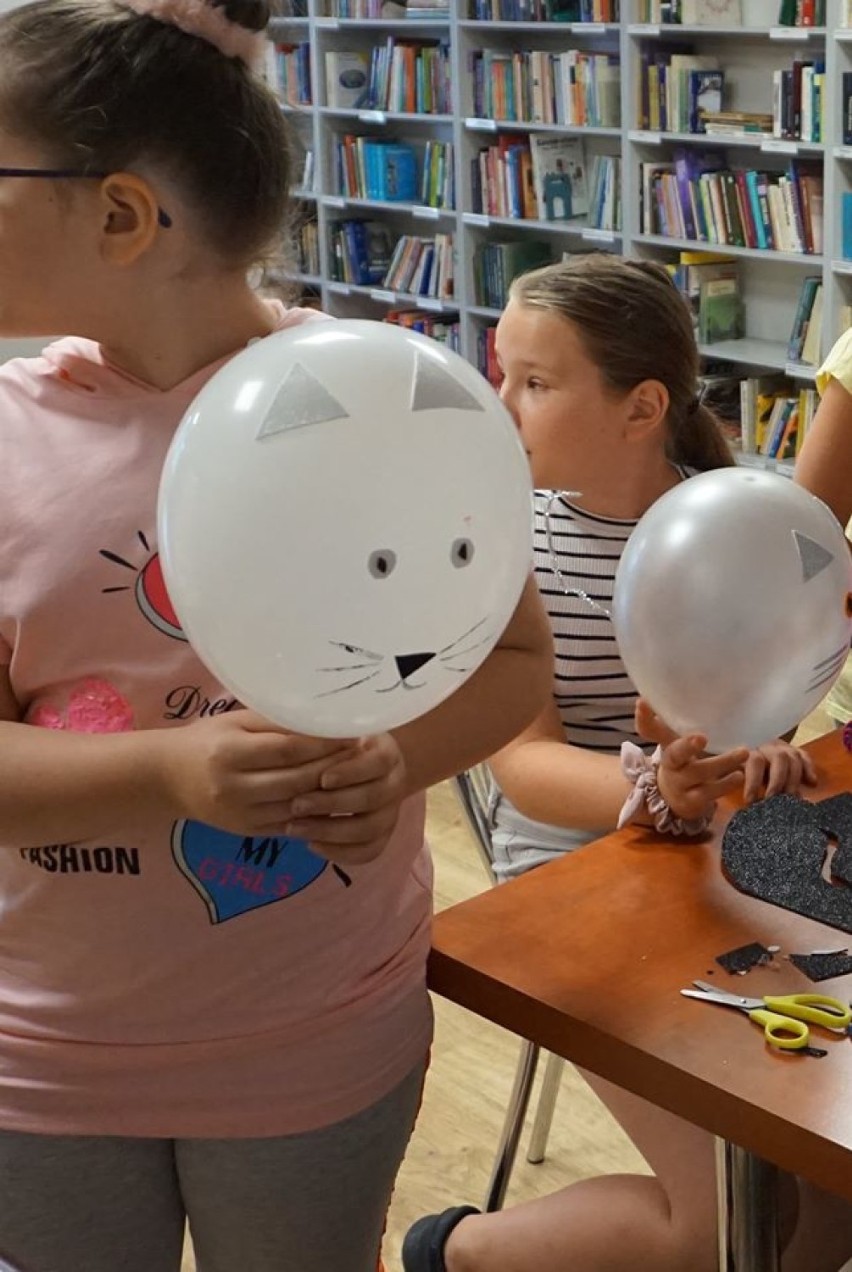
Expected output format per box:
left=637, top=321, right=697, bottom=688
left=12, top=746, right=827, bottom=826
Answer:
left=716, top=1138, right=781, bottom=1272
left=482, top=1040, right=539, bottom=1213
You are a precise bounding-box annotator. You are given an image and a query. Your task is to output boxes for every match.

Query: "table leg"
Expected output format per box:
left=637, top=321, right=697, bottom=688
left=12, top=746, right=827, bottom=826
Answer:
left=716, top=1138, right=781, bottom=1272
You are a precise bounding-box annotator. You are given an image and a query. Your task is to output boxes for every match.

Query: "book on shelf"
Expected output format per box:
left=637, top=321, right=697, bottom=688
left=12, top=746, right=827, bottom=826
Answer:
left=786, top=274, right=820, bottom=362
left=776, top=0, right=825, bottom=24
left=799, top=282, right=823, bottom=367
left=697, top=275, right=743, bottom=344
left=843, top=192, right=852, bottom=261
left=668, top=250, right=737, bottom=333
left=477, top=325, right=501, bottom=389
left=697, top=361, right=744, bottom=449
left=588, top=155, right=621, bottom=231
left=329, top=219, right=398, bottom=287
left=473, top=239, right=554, bottom=310
left=325, top=52, right=371, bottom=111
left=702, top=111, right=773, bottom=140
left=844, top=73, right=852, bottom=147
left=529, top=136, right=589, bottom=222
left=384, top=309, right=460, bottom=350
left=639, top=1, right=742, bottom=24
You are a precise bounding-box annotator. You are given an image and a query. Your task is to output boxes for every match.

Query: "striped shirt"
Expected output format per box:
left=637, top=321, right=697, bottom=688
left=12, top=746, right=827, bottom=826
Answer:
left=488, top=472, right=691, bottom=877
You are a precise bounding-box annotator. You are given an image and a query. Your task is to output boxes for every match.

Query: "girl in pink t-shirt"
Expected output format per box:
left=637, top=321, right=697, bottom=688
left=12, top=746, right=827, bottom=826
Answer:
left=0, top=2, right=551, bottom=1269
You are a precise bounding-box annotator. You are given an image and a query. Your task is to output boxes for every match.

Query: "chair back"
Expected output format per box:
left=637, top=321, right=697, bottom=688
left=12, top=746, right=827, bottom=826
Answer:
left=451, top=766, right=498, bottom=884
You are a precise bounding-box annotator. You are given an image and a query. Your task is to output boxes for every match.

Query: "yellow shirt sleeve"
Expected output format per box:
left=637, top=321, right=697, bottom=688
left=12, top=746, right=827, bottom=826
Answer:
left=816, top=328, right=852, bottom=397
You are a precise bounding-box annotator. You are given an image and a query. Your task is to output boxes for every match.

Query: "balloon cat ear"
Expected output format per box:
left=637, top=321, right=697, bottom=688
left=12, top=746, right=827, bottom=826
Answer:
left=257, top=363, right=349, bottom=440
left=793, top=530, right=836, bottom=582
left=410, top=350, right=485, bottom=414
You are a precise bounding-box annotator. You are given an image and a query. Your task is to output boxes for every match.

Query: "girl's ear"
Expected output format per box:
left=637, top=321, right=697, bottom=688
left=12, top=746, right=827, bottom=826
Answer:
left=97, top=173, right=161, bottom=266
left=623, top=378, right=669, bottom=442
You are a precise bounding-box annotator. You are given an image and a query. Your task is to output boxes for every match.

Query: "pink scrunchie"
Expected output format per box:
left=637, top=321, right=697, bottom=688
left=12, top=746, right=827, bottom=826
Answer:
left=617, top=741, right=714, bottom=837
left=119, top=0, right=266, bottom=67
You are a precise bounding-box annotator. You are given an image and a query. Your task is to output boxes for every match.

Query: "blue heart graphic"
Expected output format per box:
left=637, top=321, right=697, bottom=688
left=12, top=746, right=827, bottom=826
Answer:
left=172, top=820, right=328, bottom=923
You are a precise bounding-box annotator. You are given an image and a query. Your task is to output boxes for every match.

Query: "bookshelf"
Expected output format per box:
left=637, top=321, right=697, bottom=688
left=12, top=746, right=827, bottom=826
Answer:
left=268, top=4, right=849, bottom=463
left=5, top=1, right=845, bottom=470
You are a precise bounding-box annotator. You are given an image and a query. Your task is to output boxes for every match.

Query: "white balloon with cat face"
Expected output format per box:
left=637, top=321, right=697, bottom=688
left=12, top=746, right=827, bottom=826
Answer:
left=612, top=467, right=852, bottom=752
left=158, top=319, right=533, bottom=736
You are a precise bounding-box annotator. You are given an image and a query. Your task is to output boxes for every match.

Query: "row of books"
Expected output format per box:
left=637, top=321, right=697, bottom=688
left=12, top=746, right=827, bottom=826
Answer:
left=328, top=223, right=453, bottom=299
left=477, top=325, right=501, bottom=389
left=469, top=0, right=619, bottom=17
left=638, top=50, right=724, bottom=135
left=641, top=152, right=824, bottom=255
left=472, top=135, right=589, bottom=222
left=383, top=310, right=460, bottom=350
left=324, top=1, right=446, bottom=16
left=297, top=222, right=320, bottom=277
left=383, top=233, right=454, bottom=299
left=473, top=239, right=553, bottom=310
left=471, top=49, right=620, bottom=128
left=642, top=1, right=825, bottom=21
left=771, top=58, right=825, bottom=144
left=335, top=135, right=454, bottom=208
left=270, top=42, right=311, bottom=109
left=325, top=43, right=451, bottom=115
left=639, top=1, right=742, bottom=21
left=469, top=135, right=620, bottom=230
left=741, top=379, right=818, bottom=460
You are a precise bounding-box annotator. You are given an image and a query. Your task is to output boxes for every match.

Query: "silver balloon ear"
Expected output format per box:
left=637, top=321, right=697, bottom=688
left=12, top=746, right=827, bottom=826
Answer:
left=793, top=529, right=835, bottom=582
left=257, top=363, right=349, bottom=440
left=410, top=350, right=484, bottom=413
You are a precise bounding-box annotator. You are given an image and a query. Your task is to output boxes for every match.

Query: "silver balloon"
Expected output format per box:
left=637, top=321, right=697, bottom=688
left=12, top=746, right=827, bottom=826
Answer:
left=612, top=468, right=852, bottom=752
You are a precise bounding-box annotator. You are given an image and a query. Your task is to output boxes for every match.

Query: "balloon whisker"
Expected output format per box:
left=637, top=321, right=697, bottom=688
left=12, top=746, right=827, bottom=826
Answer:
left=439, top=616, right=489, bottom=656
left=314, top=668, right=383, bottom=698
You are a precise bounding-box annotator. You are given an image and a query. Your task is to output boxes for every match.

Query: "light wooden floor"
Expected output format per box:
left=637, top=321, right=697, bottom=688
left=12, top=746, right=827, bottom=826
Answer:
left=181, top=705, right=838, bottom=1271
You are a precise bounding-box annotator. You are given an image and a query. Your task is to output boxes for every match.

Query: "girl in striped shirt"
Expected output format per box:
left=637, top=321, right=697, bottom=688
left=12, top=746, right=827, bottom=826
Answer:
left=403, top=256, right=849, bottom=1272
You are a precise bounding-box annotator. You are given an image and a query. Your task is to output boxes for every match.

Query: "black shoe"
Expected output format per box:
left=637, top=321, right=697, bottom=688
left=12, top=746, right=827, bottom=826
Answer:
left=401, top=1205, right=480, bottom=1272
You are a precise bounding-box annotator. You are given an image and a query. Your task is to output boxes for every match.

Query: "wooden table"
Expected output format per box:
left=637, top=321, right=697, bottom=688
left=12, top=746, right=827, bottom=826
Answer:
left=428, top=729, right=852, bottom=1271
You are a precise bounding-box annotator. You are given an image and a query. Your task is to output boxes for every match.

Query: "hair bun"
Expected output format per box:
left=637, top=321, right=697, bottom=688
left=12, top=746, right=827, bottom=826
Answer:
left=212, top=0, right=270, bottom=33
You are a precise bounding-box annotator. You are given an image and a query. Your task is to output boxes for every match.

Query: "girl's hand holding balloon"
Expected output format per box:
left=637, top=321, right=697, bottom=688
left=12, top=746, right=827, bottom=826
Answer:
left=742, top=739, right=817, bottom=804
left=635, top=699, right=747, bottom=824
left=163, top=710, right=356, bottom=838
left=285, top=732, right=408, bottom=867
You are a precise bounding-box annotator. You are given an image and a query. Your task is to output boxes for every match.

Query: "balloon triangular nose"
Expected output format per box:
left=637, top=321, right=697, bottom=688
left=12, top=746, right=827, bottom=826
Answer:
left=396, top=652, right=435, bottom=681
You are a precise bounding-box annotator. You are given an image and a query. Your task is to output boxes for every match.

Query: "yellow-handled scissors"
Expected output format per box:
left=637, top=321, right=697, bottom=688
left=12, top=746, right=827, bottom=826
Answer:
left=681, top=980, right=852, bottom=1051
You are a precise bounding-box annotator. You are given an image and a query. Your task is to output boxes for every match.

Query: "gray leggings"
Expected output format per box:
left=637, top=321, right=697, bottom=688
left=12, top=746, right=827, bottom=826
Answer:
left=0, top=1062, right=425, bottom=1272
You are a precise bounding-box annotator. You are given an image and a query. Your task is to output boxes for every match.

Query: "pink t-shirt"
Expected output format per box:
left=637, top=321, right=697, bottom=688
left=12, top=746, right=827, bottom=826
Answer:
left=0, top=303, right=433, bottom=1137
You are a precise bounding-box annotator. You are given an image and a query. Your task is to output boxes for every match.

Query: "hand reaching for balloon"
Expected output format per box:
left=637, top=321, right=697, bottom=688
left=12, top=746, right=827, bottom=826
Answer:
left=742, top=739, right=817, bottom=804
left=284, top=733, right=408, bottom=867
left=635, top=699, right=748, bottom=823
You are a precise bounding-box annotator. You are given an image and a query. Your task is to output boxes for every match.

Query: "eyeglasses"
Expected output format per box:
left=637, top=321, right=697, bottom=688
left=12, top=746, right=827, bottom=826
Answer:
left=0, top=167, right=172, bottom=228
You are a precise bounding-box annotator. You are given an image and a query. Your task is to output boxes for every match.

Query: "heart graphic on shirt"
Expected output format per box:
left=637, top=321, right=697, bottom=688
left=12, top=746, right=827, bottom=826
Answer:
left=171, top=820, right=328, bottom=923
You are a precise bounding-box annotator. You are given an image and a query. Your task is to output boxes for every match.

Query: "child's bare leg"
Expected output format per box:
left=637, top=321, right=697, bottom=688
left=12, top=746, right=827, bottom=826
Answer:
left=444, top=1070, right=852, bottom=1272
left=445, top=1071, right=718, bottom=1272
